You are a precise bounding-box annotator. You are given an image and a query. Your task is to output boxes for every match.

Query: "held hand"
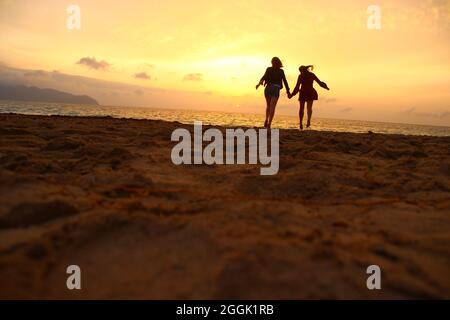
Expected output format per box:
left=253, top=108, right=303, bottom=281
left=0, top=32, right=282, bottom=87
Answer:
left=256, top=84, right=260, bottom=90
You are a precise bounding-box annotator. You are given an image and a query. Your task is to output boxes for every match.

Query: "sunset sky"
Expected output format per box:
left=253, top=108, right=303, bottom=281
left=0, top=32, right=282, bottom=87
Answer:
left=0, top=0, right=449, bottom=125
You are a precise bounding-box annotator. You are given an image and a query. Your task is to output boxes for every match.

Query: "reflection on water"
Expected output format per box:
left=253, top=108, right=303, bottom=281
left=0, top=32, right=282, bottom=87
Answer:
left=1, top=100, right=449, bottom=137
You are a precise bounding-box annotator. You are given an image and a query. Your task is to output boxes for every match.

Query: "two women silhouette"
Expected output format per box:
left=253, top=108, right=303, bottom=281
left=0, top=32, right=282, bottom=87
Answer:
left=257, top=58, right=330, bottom=130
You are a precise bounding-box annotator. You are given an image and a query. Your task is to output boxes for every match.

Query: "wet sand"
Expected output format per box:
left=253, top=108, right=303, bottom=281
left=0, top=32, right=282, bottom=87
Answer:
left=0, top=113, right=449, bottom=299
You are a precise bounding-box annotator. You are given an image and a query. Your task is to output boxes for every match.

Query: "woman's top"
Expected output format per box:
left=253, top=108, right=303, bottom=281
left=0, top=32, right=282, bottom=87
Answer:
left=260, top=67, right=290, bottom=92
left=291, top=72, right=328, bottom=101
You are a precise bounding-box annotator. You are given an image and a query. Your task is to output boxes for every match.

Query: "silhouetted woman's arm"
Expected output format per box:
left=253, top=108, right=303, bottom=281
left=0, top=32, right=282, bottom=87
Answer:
left=313, top=74, right=330, bottom=90
left=290, top=75, right=302, bottom=98
left=256, top=68, right=269, bottom=89
left=260, top=68, right=269, bottom=84
left=282, top=70, right=290, bottom=94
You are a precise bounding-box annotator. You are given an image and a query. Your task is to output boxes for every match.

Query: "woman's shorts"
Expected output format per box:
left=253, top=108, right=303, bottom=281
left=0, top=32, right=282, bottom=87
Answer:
left=264, top=84, right=281, bottom=98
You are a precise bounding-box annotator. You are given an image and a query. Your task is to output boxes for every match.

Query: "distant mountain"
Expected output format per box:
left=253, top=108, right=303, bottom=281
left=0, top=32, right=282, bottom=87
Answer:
left=0, top=85, right=99, bottom=105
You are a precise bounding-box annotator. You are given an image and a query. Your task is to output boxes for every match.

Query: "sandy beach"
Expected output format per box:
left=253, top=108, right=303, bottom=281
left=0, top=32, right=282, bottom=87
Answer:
left=0, top=113, right=449, bottom=299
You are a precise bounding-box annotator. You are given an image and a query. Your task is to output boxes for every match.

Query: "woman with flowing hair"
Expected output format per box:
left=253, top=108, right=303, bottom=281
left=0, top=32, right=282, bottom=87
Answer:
left=289, top=65, right=330, bottom=130
left=256, top=57, right=290, bottom=128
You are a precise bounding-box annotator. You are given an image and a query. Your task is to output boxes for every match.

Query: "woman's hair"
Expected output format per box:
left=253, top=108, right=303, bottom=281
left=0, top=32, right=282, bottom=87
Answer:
left=271, top=57, right=283, bottom=68
left=299, top=65, right=313, bottom=73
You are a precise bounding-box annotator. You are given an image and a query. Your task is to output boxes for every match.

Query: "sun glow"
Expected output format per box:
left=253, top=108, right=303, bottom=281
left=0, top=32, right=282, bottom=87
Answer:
left=185, top=56, right=267, bottom=95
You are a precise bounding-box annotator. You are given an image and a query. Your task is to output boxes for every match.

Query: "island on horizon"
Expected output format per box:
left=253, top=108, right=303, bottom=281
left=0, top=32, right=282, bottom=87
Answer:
left=0, top=85, right=99, bottom=106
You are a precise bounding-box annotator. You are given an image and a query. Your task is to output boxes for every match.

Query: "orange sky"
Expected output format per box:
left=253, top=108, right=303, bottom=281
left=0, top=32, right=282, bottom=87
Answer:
left=0, top=0, right=449, bottom=125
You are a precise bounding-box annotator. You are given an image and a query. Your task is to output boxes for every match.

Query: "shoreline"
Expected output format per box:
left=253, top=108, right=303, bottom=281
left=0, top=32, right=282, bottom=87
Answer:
left=0, top=113, right=449, bottom=299
left=1, top=111, right=450, bottom=137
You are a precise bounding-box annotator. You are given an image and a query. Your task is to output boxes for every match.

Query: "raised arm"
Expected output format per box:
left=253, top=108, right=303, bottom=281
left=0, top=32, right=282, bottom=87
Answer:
left=313, top=74, right=330, bottom=90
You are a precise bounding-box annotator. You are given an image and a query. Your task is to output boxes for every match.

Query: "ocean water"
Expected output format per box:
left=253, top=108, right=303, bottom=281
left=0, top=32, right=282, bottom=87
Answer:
left=1, top=100, right=449, bottom=137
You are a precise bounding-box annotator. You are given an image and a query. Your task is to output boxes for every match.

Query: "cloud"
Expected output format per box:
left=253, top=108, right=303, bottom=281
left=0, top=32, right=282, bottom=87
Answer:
left=135, top=89, right=144, bottom=96
left=140, top=63, right=155, bottom=69
left=339, top=107, right=353, bottom=113
left=183, top=73, right=203, bottom=81
left=403, top=107, right=416, bottom=114
left=24, top=70, right=47, bottom=77
left=324, top=97, right=338, bottom=104
left=134, top=72, right=151, bottom=80
left=76, top=57, right=111, bottom=71
left=401, top=107, right=450, bottom=120
left=437, top=111, right=450, bottom=119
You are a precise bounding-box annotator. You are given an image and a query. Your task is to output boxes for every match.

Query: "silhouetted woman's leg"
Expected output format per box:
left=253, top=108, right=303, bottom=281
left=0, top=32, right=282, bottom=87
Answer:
left=299, top=101, right=306, bottom=130
left=306, top=101, right=313, bottom=128
left=267, top=96, right=279, bottom=128
left=264, top=96, right=270, bottom=127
